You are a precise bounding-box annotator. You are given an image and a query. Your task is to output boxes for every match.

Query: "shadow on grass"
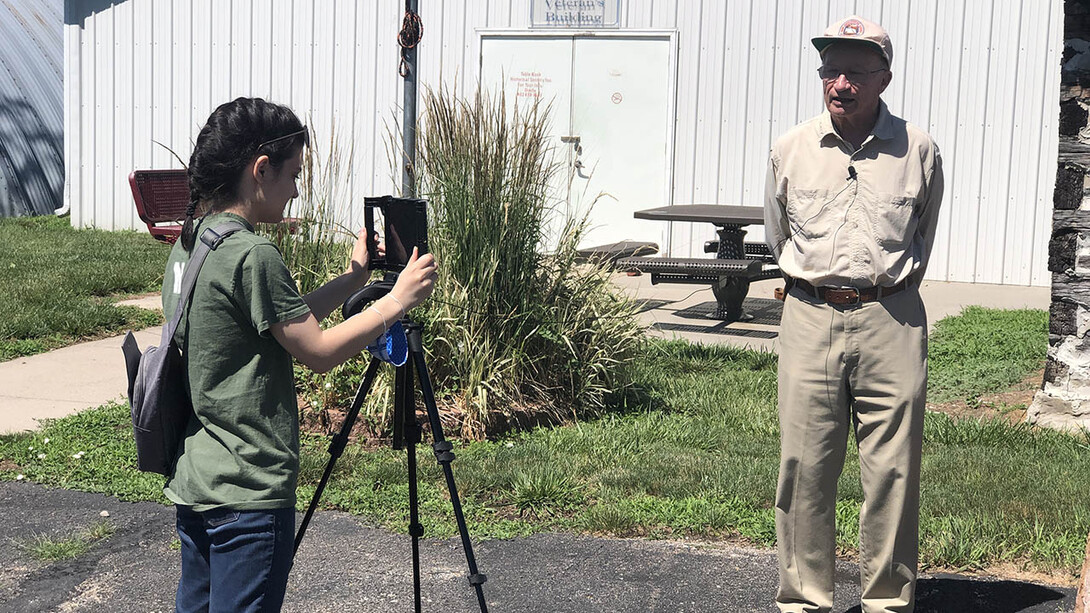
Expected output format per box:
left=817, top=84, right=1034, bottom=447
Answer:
left=600, top=339, right=779, bottom=418
left=840, top=575, right=1072, bottom=613
left=601, top=378, right=670, bottom=417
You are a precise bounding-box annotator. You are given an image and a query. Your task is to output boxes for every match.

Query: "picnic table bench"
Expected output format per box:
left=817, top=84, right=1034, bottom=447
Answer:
left=576, top=240, right=660, bottom=265
left=617, top=205, right=780, bottom=321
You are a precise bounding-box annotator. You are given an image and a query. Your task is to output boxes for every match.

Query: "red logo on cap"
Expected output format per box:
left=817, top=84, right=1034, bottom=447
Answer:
left=839, top=19, right=865, bottom=37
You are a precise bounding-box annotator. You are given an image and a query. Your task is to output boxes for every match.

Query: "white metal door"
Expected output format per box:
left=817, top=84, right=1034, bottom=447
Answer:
left=480, top=33, right=673, bottom=250
left=479, top=36, right=574, bottom=246
left=568, top=36, right=671, bottom=248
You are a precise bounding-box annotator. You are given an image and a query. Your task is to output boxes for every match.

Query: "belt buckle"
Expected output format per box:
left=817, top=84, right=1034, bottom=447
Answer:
left=830, top=288, right=860, bottom=305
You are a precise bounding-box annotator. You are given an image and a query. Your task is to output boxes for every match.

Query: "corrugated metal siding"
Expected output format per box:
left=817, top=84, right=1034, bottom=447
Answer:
left=1, top=0, right=63, bottom=217
left=65, top=0, right=1061, bottom=286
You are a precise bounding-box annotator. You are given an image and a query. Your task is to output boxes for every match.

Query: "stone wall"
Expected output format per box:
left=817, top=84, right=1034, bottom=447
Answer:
left=1028, top=0, right=1090, bottom=431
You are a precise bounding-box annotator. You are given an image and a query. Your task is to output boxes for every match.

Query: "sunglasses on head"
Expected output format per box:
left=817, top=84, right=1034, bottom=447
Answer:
left=256, top=126, right=310, bottom=150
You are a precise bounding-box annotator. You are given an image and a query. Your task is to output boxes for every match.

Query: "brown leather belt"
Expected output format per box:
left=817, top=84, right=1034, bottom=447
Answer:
left=786, top=277, right=910, bottom=306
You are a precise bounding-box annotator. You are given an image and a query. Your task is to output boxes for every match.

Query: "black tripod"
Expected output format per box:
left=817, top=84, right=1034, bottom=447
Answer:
left=294, top=281, right=488, bottom=613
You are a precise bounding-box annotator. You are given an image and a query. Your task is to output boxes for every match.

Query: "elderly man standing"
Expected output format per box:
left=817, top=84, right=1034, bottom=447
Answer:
left=764, top=15, right=944, bottom=613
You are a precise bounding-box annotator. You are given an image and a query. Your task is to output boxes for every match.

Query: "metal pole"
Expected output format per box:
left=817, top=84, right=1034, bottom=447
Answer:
left=402, top=0, right=419, bottom=198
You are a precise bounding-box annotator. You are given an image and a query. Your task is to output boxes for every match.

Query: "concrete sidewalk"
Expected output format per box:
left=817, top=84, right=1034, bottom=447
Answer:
left=0, top=279, right=1050, bottom=434
left=0, top=296, right=162, bottom=434
left=612, top=274, right=1050, bottom=353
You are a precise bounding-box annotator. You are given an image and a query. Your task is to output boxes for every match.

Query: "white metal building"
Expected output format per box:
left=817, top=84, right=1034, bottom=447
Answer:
left=64, top=0, right=1062, bottom=286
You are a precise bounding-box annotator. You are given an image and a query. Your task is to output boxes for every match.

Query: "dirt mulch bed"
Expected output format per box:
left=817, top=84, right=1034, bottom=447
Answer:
left=926, top=369, right=1044, bottom=425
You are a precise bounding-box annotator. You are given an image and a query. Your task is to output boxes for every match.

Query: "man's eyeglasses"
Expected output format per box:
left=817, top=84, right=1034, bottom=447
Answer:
left=816, top=67, right=887, bottom=84
left=256, top=126, right=310, bottom=150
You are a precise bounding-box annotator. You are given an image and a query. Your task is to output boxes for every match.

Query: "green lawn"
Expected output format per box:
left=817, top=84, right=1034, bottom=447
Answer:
left=1, top=306, right=1080, bottom=578
left=928, top=306, right=1048, bottom=403
left=0, top=215, right=167, bottom=361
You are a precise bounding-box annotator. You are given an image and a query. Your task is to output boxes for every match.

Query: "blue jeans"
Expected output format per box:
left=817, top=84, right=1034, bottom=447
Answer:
left=175, top=505, right=295, bottom=613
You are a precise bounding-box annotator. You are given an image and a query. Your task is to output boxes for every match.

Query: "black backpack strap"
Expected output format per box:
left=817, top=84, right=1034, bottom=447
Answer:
left=158, top=221, right=247, bottom=347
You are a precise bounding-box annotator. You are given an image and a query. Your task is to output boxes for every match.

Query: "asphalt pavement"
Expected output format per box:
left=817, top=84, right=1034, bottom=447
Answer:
left=0, top=481, right=1075, bottom=612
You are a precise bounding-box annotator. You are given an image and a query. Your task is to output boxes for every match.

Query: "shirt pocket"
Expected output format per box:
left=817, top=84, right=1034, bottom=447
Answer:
left=873, top=194, right=916, bottom=248
left=785, top=188, right=836, bottom=240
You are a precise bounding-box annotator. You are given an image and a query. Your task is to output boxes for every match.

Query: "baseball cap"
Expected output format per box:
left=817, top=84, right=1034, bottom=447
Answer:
left=812, top=15, right=893, bottom=68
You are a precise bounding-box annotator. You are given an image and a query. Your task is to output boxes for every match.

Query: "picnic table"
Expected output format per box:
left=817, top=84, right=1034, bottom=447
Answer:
left=618, top=204, right=780, bottom=321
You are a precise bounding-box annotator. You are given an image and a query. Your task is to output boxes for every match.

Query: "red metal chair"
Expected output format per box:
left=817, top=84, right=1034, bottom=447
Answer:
left=128, top=169, right=189, bottom=244
left=129, top=169, right=303, bottom=244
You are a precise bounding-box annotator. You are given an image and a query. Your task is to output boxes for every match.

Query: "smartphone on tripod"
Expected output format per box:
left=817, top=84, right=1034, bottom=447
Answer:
left=364, top=196, right=428, bottom=273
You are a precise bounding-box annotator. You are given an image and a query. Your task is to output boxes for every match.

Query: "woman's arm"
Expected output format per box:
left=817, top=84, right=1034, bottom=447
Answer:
left=302, top=269, right=368, bottom=322
left=273, top=248, right=437, bottom=373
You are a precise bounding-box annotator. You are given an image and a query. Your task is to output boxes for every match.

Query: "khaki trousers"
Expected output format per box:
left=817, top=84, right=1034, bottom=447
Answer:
left=775, top=286, right=927, bottom=613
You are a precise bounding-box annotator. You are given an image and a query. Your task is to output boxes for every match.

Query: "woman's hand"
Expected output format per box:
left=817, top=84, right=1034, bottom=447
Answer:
left=347, top=228, right=384, bottom=281
left=389, top=247, right=438, bottom=311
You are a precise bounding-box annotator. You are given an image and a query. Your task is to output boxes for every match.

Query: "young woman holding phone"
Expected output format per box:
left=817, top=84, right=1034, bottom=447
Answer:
left=163, top=97, right=437, bottom=612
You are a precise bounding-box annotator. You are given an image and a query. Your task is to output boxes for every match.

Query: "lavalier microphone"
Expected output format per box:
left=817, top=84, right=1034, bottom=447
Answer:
left=847, top=165, right=857, bottom=180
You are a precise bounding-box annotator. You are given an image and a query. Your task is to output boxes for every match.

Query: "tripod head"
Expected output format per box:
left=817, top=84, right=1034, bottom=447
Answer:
left=343, top=273, right=397, bottom=320
left=344, top=274, right=408, bottom=367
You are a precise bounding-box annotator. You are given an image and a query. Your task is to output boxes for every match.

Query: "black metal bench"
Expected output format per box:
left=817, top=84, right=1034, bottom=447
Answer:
left=704, top=239, right=775, bottom=260
left=618, top=245, right=780, bottom=321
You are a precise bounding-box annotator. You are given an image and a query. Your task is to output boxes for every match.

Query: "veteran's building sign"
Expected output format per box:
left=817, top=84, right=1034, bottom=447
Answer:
left=531, top=0, right=619, bottom=28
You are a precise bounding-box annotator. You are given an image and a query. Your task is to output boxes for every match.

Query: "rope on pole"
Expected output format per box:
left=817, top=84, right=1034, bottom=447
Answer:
left=398, top=7, right=423, bottom=78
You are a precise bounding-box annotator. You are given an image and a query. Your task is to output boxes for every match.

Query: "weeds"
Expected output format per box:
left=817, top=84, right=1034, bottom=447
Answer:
left=21, top=519, right=115, bottom=562
left=510, top=468, right=583, bottom=515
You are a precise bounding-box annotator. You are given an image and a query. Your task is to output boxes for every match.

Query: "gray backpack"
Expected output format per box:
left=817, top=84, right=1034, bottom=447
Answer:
left=121, top=221, right=245, bottom=475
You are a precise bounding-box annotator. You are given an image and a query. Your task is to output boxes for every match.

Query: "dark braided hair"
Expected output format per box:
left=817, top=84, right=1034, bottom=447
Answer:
left=180, top=97, right=308, bottom=251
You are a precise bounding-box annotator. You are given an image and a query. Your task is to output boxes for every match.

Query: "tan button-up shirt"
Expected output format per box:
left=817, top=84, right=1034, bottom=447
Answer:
left=764, top=101, right=944, bottom=288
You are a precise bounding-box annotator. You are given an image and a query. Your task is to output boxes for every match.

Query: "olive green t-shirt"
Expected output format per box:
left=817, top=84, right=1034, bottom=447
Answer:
left=160, top=212, right=311, bottom=511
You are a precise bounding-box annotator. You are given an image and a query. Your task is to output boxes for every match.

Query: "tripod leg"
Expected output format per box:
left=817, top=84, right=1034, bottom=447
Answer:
left=294, top=357, right=383, bottom=555
left=406, top=329, right=489, bottom=613
left=396, top=363, right=425, bottom=613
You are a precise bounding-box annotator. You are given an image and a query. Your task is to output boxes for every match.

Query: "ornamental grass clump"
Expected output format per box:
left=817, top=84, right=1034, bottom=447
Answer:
left=417, top=86, right=644, bottom=439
